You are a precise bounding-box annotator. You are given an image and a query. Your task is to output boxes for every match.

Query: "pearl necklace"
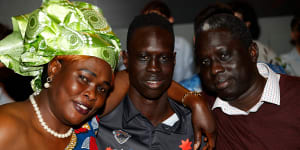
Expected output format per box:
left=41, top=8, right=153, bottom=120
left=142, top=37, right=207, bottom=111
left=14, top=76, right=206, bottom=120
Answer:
left=29, top=94, right=73, bottom=138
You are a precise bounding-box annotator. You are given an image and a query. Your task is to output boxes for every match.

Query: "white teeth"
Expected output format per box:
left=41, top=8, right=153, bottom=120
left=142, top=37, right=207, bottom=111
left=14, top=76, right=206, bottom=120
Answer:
left=146, top=81, right=161, bottom=88
left=218, top=79, right=226, bottom=83
left=77, top=104, right=88, bottom=110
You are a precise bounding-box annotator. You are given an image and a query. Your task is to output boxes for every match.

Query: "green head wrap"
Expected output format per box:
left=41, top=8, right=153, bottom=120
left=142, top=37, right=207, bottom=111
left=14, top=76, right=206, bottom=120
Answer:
left=0, top=0, right=120, bottom=92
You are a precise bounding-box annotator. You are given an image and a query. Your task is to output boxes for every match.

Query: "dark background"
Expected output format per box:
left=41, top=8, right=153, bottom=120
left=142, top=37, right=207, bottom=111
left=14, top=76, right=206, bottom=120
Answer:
left=0, top=0, right=299, bottom=28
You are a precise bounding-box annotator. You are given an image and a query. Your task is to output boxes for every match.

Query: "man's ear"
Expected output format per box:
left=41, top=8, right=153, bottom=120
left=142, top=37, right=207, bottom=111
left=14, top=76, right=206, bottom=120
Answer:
left=249, top=42, right=258, bottom=63
left=121, top=50, right=129, bottom=70
left=168, top=16, right=174, bottom=24
left=47, top=58, right=62, bottom=77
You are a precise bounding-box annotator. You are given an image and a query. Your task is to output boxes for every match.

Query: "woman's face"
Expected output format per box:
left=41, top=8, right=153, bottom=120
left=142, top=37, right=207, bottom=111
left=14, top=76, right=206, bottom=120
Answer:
left=48, top=56, right=113, bottom=126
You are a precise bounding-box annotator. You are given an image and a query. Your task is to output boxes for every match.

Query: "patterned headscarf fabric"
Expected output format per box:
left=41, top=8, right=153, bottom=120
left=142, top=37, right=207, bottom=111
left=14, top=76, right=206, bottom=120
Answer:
left=0, top=0, right=120, bottom=92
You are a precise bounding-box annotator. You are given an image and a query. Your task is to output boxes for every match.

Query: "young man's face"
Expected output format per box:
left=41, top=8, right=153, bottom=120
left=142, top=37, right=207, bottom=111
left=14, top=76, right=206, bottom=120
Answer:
left=124, top=26, right=175, bottom=100
left=195, top=29, right=257, bottom=101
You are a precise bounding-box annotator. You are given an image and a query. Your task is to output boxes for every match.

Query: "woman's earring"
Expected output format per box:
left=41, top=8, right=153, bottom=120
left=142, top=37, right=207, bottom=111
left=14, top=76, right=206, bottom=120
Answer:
left=44, top=77, right=52, bottom=88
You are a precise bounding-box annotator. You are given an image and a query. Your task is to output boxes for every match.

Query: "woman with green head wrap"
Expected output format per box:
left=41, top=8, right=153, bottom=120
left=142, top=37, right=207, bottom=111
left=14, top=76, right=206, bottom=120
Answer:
left=0, top=0, right=127, bottom=149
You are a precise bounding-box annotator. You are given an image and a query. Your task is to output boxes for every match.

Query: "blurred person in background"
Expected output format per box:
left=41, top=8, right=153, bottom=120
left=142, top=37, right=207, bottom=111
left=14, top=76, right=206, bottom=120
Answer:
left=229, top=1, right=282, bottom=67
left=280, top=14, right=300, bottom=76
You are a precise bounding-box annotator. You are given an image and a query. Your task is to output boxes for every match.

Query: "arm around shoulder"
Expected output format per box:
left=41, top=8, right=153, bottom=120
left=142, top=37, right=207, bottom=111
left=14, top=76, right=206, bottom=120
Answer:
left=167, top=81, right=216, bottom=150
left=101, top=70, right=129, bottom=116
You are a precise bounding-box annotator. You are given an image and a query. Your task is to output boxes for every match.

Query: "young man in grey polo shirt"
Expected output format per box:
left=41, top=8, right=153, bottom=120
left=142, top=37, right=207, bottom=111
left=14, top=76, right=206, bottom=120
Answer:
left=96, top=13, right=201, bottom=150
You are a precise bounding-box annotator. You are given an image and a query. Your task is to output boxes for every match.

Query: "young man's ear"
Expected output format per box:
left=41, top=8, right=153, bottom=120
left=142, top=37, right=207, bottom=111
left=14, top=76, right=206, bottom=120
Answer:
left=121, top=50, right=129, bottom=70
left=249, top=42, right=258, bottom=63
left=47, top=58, right=62, bottom=77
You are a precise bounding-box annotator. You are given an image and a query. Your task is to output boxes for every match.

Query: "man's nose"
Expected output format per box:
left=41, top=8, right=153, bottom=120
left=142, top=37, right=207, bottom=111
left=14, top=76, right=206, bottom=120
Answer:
left=211, top=60, right=224, bottom=75
left=146, top=57, right=161, bottom=73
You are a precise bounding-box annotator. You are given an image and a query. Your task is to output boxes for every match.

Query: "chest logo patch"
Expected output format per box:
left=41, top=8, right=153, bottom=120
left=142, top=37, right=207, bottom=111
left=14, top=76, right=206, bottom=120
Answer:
left=179, top=138, right=192, bottom=150
left=112, top=129, right=131, bottom=144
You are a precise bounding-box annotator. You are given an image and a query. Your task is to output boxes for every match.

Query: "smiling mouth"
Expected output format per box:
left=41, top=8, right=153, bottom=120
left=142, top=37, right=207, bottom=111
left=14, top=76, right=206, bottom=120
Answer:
left=145, top=80, right=163, bottom=89
left=73, top=102, right=91, bottom=115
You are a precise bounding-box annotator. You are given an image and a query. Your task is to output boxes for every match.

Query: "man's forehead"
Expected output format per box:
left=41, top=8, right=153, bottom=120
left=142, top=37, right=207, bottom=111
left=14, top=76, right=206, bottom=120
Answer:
left=133, top=25, right=168, bottom=35
left=198, top=30, right=233, bottom=46
left=129, top=26, right=173, bottom=46
left=196, top=30, right=247, bottom=55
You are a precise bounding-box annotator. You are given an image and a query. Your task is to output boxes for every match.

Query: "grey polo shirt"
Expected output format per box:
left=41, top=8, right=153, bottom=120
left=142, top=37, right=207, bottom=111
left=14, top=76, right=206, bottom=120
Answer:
left=96, top=95, right=199, bottom=150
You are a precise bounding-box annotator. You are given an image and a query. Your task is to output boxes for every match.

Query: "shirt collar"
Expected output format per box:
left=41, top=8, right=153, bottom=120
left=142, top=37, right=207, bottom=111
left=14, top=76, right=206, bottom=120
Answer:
left=122, top=95, right=187, bottom=133
left=123, top=95, right=141, bottom=123
left=212, top=63, right=281, bottom=115
left=162, top=112, right=179, bottom=126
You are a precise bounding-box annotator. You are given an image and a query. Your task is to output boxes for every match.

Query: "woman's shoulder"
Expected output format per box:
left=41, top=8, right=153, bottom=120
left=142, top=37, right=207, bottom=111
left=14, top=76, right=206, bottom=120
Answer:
left=0, top=101, right=31, bottom=126
left=0, top=101, right=31, bottom=148
left=0, top=100, right=30, bottom=115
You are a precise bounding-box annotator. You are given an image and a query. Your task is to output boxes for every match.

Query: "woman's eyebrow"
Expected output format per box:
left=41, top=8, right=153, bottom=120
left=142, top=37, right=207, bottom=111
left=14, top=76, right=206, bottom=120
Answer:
left=80, top=69, right=97, bottom=77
